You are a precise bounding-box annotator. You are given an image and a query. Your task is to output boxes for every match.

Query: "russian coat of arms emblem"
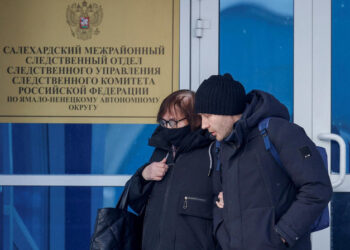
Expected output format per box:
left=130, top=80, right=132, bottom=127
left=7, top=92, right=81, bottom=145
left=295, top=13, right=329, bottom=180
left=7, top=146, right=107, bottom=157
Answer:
left=80, top=17, right=89, bottom=29
left=66, top=1, right=103, bottom=40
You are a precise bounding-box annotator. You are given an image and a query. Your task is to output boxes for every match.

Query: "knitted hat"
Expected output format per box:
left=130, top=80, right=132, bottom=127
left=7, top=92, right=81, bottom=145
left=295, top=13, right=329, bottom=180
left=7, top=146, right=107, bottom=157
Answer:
left=195, top=73, right=246, bottom=115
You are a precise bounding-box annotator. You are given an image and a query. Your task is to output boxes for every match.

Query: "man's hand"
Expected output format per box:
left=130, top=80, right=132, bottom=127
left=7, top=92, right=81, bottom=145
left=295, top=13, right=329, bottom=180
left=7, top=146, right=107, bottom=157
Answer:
left=216, top=192, right=224, bottom=208
left=142, top=157, right=169, bottom=181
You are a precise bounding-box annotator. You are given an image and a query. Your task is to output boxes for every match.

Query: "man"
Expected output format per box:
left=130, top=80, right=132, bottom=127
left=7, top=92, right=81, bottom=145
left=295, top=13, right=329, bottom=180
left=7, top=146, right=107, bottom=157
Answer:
left=195, top=73, right=333, bottom=250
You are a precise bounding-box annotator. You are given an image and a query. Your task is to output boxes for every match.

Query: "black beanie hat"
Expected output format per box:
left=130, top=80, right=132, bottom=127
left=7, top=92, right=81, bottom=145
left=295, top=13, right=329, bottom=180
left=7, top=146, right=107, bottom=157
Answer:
left=195, top=73, right=246, bottom=115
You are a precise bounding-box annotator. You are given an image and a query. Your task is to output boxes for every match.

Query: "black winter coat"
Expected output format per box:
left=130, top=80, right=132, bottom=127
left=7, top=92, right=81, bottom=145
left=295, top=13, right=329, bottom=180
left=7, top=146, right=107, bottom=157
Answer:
left=127, top=126, right=217, bottom=250
left=214, top=90, right=333, bottom=250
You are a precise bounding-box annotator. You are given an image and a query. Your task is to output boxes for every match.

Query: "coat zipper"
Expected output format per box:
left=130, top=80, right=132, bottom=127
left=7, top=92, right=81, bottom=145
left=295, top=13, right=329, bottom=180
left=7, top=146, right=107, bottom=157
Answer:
left=183, top=196, right=207, bottom=209
left=158, top=147, right=177, bottom=249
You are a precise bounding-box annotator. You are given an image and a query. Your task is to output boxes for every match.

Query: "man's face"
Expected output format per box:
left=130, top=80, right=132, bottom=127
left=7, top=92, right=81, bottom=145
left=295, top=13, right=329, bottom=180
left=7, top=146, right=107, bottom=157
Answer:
left=199, top=113, right=241, bottom=141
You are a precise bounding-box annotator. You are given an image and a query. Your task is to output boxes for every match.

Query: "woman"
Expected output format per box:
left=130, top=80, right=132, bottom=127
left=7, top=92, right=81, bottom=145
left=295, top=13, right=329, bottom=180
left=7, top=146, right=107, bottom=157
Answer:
left=126, top=90, right=216, bottom=250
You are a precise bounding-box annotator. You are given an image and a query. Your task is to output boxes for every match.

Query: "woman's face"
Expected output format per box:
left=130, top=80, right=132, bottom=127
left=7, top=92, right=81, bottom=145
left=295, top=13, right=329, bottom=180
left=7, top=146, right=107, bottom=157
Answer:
left=161, top=109, right=189, bottom=129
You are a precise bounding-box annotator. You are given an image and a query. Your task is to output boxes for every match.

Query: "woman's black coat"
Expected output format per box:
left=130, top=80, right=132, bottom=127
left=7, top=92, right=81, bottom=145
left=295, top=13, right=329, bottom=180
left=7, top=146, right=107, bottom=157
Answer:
left=126, top=126, right=216, bottom=250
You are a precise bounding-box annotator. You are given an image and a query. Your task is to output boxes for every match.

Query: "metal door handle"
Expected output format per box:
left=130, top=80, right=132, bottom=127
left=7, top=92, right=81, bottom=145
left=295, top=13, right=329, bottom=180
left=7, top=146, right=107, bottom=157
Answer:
left=318, top=133, right=346, bottom=188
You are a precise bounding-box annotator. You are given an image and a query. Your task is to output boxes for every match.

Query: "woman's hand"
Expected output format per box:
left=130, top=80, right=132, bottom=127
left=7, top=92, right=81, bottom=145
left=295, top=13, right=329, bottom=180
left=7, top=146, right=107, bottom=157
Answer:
left=142, top=157, right=169, bottom=181
left=216, top=192, right=224, bottom=208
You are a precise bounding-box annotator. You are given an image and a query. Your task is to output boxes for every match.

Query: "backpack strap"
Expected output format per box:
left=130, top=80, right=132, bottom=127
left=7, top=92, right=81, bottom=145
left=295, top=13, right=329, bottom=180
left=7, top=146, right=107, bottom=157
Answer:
left=258, top=117, right=283, bottom=168
left=216, top=117, right=285, bottom=170
left=216, top=118, right=282, bottom=170
left=258, top=117, right=330, bottom=232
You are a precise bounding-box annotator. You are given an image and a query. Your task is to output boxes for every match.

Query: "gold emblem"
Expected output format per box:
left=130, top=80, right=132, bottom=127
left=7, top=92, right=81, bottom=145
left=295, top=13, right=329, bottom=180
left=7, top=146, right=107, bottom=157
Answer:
left=66, top=1, right=103, bottom=40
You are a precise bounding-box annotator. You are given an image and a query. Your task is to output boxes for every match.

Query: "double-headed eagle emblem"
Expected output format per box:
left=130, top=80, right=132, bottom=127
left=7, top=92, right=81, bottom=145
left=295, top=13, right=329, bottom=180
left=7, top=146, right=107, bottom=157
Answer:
left=66, top=0, right=103, bottom=40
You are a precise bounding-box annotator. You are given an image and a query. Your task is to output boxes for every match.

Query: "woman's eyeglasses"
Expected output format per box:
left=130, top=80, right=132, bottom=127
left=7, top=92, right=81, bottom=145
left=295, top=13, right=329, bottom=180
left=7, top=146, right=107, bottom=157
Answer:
left=159, top=118, right=186, bottom=128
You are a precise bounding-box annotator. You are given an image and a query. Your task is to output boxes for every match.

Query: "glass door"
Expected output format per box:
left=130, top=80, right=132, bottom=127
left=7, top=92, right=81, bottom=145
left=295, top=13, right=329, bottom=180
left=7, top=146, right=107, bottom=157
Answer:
left=219, top=0, right=349, bottom=249
left=295, top=0, right=350, bottom=249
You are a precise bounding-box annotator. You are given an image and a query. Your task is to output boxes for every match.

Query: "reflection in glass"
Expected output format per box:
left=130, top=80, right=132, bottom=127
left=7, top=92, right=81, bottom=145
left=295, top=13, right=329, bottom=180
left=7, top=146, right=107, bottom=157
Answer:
left=0, top=123, right=157, bottom=175
left=220, top=0, right=294, bottom=117
left=331, top=1, right=350, bottom=250
left=331, top=0, right=350, bottom=174
left=0, top=186, right=123, bottom=250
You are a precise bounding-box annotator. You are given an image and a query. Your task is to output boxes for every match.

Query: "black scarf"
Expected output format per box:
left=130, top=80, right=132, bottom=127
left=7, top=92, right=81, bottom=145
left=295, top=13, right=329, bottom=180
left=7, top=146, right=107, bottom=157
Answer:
left=164, top=125, right=191, bottom=147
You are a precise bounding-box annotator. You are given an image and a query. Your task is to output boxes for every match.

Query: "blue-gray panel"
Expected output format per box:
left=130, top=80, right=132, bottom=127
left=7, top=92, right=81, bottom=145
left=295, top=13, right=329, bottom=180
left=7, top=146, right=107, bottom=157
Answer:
left=0, top=186, right=124, bottom=250
left=0, top=123, right=157, bottom=174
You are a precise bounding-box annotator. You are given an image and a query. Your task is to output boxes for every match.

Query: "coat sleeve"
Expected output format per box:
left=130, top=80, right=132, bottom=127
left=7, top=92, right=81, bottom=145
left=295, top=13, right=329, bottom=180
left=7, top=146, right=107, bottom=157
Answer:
left=126, top=149, right=164, bottom=214
left=269, top=119, right=333, bottom=247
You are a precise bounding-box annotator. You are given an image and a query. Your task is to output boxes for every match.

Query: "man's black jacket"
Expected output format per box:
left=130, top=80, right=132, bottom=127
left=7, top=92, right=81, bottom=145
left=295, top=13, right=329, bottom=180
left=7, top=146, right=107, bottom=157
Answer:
left=214, top=90, right=333, bottom=250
